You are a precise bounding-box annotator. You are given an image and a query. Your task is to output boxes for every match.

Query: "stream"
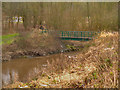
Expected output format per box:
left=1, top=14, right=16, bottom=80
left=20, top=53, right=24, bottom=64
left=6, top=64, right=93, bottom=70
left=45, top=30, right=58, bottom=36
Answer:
left=2, top=51, right=80, bottom=86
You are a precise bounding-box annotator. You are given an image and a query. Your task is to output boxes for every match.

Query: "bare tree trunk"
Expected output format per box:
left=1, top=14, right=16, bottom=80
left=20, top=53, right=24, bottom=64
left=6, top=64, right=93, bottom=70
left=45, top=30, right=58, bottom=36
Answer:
left=23, top=15, right=28, bottom=30
left=33, top=16, right=37, bottom=28
left=8, top=17, right=11, bottom=31
left=87, top=2, right=90, bottom=31
left=11, top=17, right=14, bottom=29
left=17, top=16, right=19, bottom=30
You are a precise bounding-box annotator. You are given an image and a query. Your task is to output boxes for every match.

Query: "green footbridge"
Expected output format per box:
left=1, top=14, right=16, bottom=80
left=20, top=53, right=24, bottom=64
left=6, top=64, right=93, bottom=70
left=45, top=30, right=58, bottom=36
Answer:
left=42, top=30, right=99, bottom=41
left=0, top=30, right=99, bottom=45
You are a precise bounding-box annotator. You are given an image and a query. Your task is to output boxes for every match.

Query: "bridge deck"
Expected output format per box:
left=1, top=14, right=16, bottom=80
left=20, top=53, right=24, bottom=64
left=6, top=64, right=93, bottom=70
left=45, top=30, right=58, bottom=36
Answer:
left=60, top=37, right=93, bottom=41
left=41, top=30, right=99, bottom=41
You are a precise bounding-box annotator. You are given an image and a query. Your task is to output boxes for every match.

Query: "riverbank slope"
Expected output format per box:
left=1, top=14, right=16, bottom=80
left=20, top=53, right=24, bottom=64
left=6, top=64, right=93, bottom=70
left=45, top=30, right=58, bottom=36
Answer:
left=2, top=29, right=87, bottom=61
left=3, top=31, right=118, bottom=88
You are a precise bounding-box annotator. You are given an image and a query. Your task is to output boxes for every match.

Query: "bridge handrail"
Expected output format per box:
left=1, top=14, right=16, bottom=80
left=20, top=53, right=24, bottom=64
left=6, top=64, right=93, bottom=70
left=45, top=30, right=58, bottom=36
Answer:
left=40, top=29, right=100, bottom=39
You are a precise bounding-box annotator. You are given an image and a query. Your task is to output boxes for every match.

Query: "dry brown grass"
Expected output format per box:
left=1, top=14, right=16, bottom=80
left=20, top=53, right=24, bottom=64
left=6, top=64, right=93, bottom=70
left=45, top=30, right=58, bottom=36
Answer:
left=2, top=29, right=63, bottom=61
left=74, top=31, right=118, bottom=88
left=15, top=29, right=62, bottom=51
left=3, top=31, right=118, bottom=88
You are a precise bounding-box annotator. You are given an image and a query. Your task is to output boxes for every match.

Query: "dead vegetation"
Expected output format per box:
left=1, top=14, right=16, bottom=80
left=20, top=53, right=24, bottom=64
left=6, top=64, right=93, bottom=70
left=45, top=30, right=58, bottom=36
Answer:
left=3, top=31, right=118, bottom=88
left=2, top=29, right=63, bottom=61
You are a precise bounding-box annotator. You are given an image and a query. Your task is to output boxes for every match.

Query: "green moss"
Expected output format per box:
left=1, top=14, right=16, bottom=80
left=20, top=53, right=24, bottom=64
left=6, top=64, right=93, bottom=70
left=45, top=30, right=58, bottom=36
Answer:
left=66, top=45, right=76, bottom=50
left=48, top=76, right=51, bottom=79
left=25, top=83, right=29, bottom=85
left=104, top=58, right=110, bottom=62
left=110, top=72, right=113, bottom=75
left=109, top=63, right=113, bottom=67
left=85, top=44, right=90, bottom=48
left=35, top=86, right=39, bottom=88
left=91, top=43, right=96, bottom=46
left=41, top=73, right=46, bottom=77
left=32, top=77, right=38, bottom=81
left=52, top=80, right=57, bottom=83
left=94, top=84, right=99, bottom=88
left=92, top=72, right=98, bottom=79
left=100, top=64, right=105, bottom=69
left=79, top=64, right=82, bottom=68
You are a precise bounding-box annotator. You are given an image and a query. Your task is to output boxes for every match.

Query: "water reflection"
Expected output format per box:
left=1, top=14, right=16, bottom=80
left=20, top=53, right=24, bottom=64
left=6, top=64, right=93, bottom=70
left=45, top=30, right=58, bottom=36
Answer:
left=2, top=54, right=59, bottom=86
left=2, top=70, right=19, bottom=85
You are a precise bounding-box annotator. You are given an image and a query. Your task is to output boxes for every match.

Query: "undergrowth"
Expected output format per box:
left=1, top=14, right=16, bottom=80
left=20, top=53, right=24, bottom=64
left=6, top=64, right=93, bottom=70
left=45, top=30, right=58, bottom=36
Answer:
left=3, top=31, right=118, bottom=88
left=2, top=29, right=63, bottom=61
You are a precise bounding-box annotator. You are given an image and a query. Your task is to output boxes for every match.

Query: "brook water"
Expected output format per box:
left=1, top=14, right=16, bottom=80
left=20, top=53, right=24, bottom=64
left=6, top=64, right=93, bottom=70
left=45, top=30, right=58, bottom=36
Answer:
left=2, top=51, right=79, bottom=86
